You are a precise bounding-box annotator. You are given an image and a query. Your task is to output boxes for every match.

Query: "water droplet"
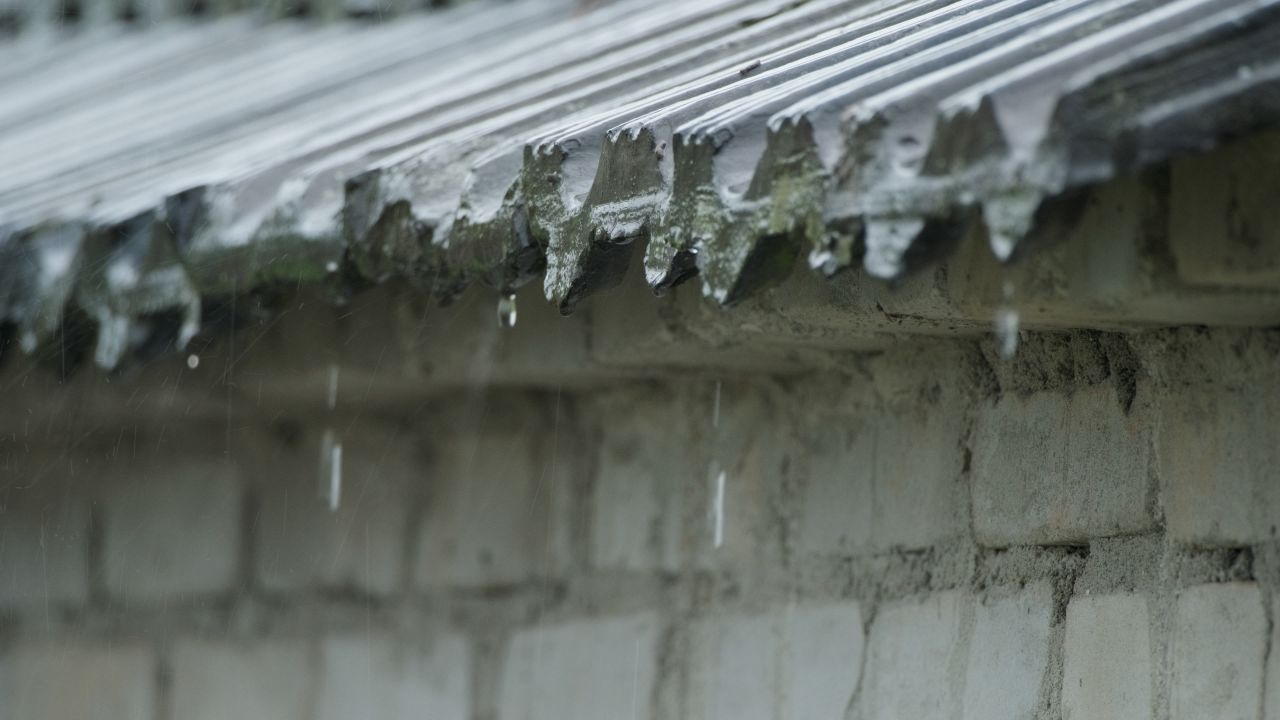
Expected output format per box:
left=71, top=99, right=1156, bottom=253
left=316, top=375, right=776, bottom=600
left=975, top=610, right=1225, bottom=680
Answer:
left=993, top=281, right=1020, bottom=358
left=993, top=306, right=1020, bottom=359
left=863, top=217, right=926, bottom=279
left=318, top=428, right=343, bottom=512
left=1238, top=65, right=1255, bottom=81
left=186, top=354, right=199, bottom=369
left=325, top=260, right=339, bottom=273
left=326, top=364, right=339, bottom=410
left=497, top=293, right=518, bottom=328
left=712, top=469, right=726, bottom=549
left=712, top=381, right=722, bottom=429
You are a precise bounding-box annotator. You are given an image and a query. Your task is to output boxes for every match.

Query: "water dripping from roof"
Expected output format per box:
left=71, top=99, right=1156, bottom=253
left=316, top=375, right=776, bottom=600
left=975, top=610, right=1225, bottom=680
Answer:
left=320, top=363, right=342, bottom=511
left=327, top=363, right=339, bottom=410
left=993, top=282, right=1020, bottom=359
left=318, top=427, right=343, bottom=512
left=497, top=293, right=518, bottom=328
left=712, top=469, right=726, bottom=549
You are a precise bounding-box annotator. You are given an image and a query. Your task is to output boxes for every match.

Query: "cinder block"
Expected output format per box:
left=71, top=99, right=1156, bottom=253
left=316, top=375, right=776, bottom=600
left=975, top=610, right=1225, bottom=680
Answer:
left=800, top=404, right=967, bottom=555
left=1171, top=583, right=1266, bottom=720
left=972, top=385, right=1155, bottom=546
left=0, top=643, right=155, bottom=720
left=1267, top=597, right=1280, bottom=720
left=854, top=592, right=966, bottom=720
left=1170, top=130, right=1280, bottom=289
left=1062, top=594, right=1153, bottom=720
left=101, top=458, right=242, bottom=601
left=591, top=389, right=694, bottom=572
left=170, top=640, right=311, bottom=720
left=1159, top=390, right=1280, bottom=546
left=317, top=633, right=471, bottom=720
left=0, top=466, right=90, bottom=609
left=499, top=613, right=660, bottom=720
left=690, top=385, right=790, bottom=568
left=256, top=426, right=414, bottom=595
left=688, top=614, right=776, bottom=720
left=961, top=584, right=1054, bottom=720
left=782, top=603, right=865, bottom=720
left=415, top=426, right=570, bottom=588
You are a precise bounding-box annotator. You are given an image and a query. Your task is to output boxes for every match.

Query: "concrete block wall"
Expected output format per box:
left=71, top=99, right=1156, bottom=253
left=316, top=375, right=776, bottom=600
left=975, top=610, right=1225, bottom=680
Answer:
left=2, top=327, right=1280, bottom=719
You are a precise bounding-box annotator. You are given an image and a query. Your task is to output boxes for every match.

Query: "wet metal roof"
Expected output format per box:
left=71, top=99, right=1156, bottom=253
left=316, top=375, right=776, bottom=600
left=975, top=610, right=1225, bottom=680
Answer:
left=1, top=0, right=1278, bottom=369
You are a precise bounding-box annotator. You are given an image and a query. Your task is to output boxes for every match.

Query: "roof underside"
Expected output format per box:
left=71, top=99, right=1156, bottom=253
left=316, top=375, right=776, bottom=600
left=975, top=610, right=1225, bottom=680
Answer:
left=1, top=0, right=1278, bottom=370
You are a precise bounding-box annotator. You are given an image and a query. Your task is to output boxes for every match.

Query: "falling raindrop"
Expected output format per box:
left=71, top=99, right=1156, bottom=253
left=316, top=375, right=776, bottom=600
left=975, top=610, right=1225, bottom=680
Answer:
left=327, top=363, right=339, bottom=410
left=993, top=307, right=1020, bottom=359
left=318, top=428, right=343, bottom=512
left=712, top=469, right=726, bottom=549
left=328, top=441, right=343, bottom=512
left=497, top=293, right=518, bottom=328
left=712, top=380, right=722, bottom=429
left=186, top=354, right=199, bottom=369
left=993, top=282, right=1020, bottom=359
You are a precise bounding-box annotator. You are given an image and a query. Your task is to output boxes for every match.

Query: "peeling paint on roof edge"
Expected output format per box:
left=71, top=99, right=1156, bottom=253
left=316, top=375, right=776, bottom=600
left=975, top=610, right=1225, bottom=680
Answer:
left=1, top=0, right=1279, bottom=371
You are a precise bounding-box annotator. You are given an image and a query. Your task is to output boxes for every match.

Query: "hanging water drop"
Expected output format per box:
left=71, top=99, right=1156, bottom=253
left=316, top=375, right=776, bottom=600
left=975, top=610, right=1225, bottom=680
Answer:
left=497, top=293, right=517, bottom=328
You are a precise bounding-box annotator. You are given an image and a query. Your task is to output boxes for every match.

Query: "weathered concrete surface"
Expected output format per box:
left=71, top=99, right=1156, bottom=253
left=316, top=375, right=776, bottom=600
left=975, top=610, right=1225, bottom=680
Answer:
left=1170, top=583, right=1266, bottom=720
left=971, top=383, right=1156, bottom=546
left=2, top=323, right=1280, bottom=720
left=961, top=584, right=1055, bottom=720
left=0, top=643, right=155, bottom=720
left=499, top=614, right=661, bottom=720
left=1062, top=594, right=1154, bottom=720
left=0, top=458, right=90, bottom=609
left=170, top=640, right=312, bottom=720
left=100, top=456, right=242, bottom=602
left=853, top=592, right=966, bottom=720
left=317, top=633, right=471, bottom=720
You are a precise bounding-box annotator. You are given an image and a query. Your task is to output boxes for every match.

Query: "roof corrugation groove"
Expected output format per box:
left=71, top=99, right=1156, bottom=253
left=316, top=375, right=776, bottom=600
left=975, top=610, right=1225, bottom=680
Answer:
left=0, top=0, right=1277, bottom=369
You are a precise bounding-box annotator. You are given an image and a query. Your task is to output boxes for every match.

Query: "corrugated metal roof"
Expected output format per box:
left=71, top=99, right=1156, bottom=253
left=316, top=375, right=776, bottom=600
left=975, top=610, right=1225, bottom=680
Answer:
left=1, top=0, right=1278, bottom=369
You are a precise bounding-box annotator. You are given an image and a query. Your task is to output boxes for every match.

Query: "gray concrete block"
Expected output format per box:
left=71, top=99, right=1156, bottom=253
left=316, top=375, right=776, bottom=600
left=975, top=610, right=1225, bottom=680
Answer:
left=317, top=632, right=471, bottom=720
left=782, top=603, right=865, bottom=720
left=499, top=613, right=660, bottom=720
left=800, top=403, right=967, bottom=555
left=688, top=614, right=776, bottom=720
left=256, top=425, right=414, bottom=595
left=102, top=458, right=242, bottom=601
left=690, top=385, right=790, bottom=569
left=1062, top=593, right=1153, bottom=720
left=961, top=583, right=1054, bottom=720
left=0, top=643, right=155, bottom=720
left=1170, top=131, right=1280, bottom=289
left=414, top=427, right=569, bottom=589
left=1159, top=390, right=1280, bottom=546
left=591, top=388, right=695, bottom=572
left=0, top=465, right=90, bottom=609
left=1267, top=597, right=1280, bottom=720
left=854, top=592, right=966, bottom=720
left=170, top=640, right=311, bottom=720
left=972, top=385, right=1155, bottom=546
left=1171, top=583, right=1266, bottom=720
